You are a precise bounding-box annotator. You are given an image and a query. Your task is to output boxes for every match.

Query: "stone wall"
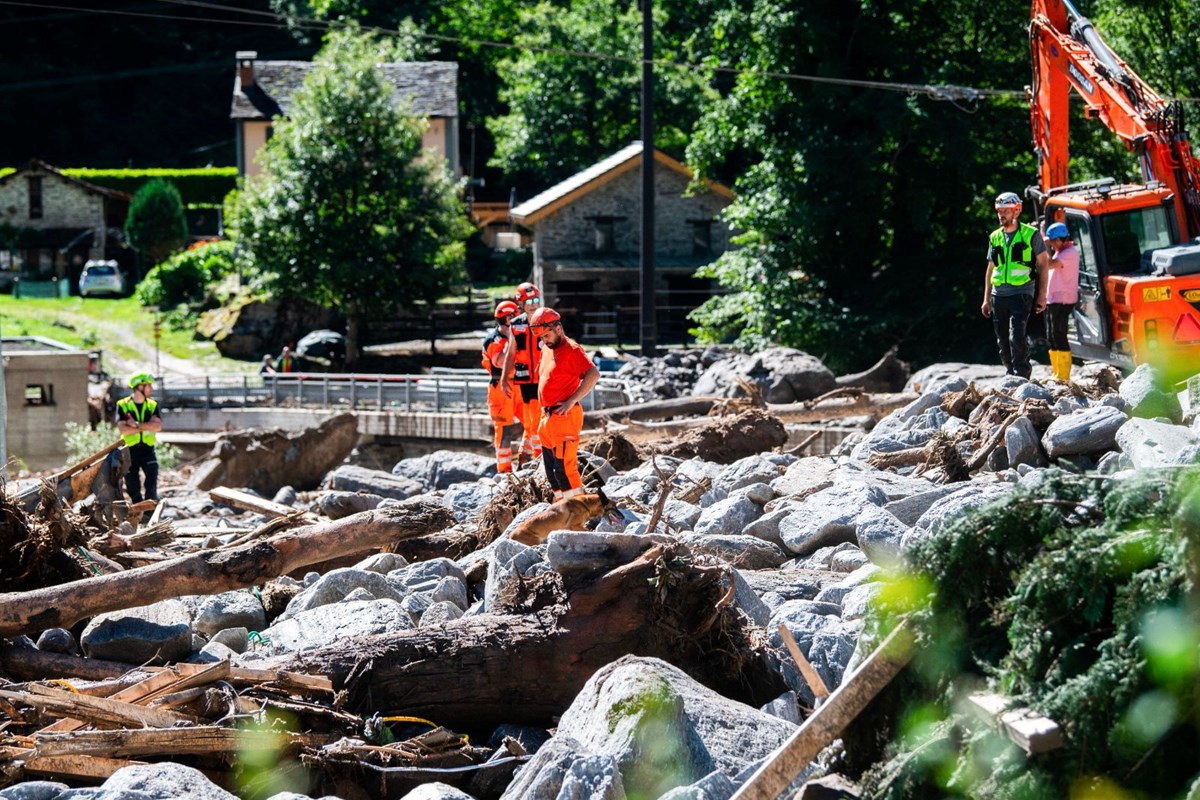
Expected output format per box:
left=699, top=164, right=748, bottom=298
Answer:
left=534, top=161, right=731, bottom=261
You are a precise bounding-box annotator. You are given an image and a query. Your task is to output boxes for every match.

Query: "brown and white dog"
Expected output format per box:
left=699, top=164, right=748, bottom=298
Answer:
left=508, top=489, right=622, bottom=546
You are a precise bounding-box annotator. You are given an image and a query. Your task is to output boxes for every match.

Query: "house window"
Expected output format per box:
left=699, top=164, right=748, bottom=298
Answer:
left=690, top=220, right=713, bottom=257
left=27, top=177, right=43, bottom=220
left=25, top=384, right=55, bottom=406
left=594, top=219, right=615, bottom=254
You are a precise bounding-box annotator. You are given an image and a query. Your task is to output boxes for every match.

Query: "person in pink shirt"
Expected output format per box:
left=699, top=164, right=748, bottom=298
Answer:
left=1044, top=221, right=1079, bottom=381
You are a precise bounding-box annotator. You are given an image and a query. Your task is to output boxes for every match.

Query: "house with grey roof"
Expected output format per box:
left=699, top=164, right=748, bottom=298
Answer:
left=230, top=51, right=459, bottom=178
left=509, top=142, right=733, bottom=343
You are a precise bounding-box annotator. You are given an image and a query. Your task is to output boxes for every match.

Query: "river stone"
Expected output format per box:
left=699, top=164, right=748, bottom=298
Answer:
left=664, top=499, right=703, bottom=531
left=1116, top=418, right=1200, bottom=467
left=443, top=479, right=500, bottom=521
left=0, top=782, right=69, bottom=800
left=278, top=568, right=405, bottom=621
left=836, top=462, right=936, bottom=501
left=316, top=490, right=386, bottom=519
left=1120, top=363, right=1183, bottom=422
left=389, top=558, right=468, bottom=590
left=1041, top=405, right=1128, bottom=458
left=909, top=483, right=1013, bottom=536
left=694, top=496, right=764, bottom=537
left=769, top=457, right=837, bottom=498
left=485, top=538, right=547, bottom=612
left=853, top=505, right=910, bottom=567
left=420, top=601, right=464, bottom=627
left=398, top=783, right=479, bottom=800
left=849, top=427, right=936, bottom=463
left=502, top=656, right=796, bottom=799
left=328, top=464, right=424, bottom=500
left=777, top=483, right=889, bottom=556
left=829, top=547, right=870, bottom=573
left=210, top=627, right=248, bottom=653
left=192, top=590, right=265, bottom=637
left=85, top=763, right=236, bottom=800
left=353, top=552, right=409, bottom=574
left=430, top=576, right=469, bottom=610
left=692, top=347, right=837, bottom=403
left=1005, top=415, right=1047, bottom=470
left=35, top=628, right=76, bottom=655
left=81, top=599, right=193, bottom=664
left=768, top=604, right=860, bottom=703
left=393, top=450, right=496, bottom=491
left=251, top=599, right=413, bottom=658
left=545, top=531, right=669, bottom=577
left=743, top=504, right=794, bottom=549
left=712, top=455, right=784, bottom=497
left=680, top=533, right=789, bottom=570
left=760, top=691, right=803, bottom=725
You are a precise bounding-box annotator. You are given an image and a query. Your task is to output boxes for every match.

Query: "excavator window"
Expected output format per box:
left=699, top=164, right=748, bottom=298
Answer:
left=1067, top=216, right=1099, bottom=289
left=1099, top=207, right=1173, bottom=275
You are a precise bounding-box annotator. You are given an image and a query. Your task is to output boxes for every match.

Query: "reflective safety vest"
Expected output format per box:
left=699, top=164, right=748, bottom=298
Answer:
left=990, top=223, right=1036, bottom=287
left=481, top=329, right=508, bottom=384
left=117, top=396, right=158, bottom=447
left=509, top=322, right=541, bottom=384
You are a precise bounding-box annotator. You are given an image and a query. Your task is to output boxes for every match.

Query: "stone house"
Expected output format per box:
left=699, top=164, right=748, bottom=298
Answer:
left=0, top=160, right=131, bottom=289
left=509, top=143, right=733, bottom=342
left=1, top=336, right=90, bottom=472
left=230, top=51, right=460, bottom=178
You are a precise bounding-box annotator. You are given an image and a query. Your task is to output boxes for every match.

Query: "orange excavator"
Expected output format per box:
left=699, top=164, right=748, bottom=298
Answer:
left=1027, top=0, right=1200, bottom=379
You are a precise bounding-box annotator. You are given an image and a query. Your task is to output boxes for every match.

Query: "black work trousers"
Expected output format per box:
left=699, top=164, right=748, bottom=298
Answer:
left=126, top=444, right=159, bottom=502
left=1046, top=303, right=1072, bottom=351
left=991, top=292, right=1033, bottom=378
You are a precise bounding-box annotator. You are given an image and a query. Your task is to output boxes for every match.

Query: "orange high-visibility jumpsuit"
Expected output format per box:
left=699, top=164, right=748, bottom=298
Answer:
left=481, top=329, right=516, bottom=472
left=509, top=321, right=542, bottom=462
left=538, top=335, right=595, bottom=501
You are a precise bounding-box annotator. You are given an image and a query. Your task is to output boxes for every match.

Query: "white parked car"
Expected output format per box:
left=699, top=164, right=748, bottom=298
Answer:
left=79, top=261, right=126, bottom=297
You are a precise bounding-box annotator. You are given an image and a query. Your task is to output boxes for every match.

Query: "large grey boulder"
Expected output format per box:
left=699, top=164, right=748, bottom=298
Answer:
left=328, top=464, right=423, bottom=501
left=902, top=483, right=1013, bottom=550
left=853, top=505, right=909, bottom=567
left=1116, top=418, right=1200, bottom=468
left=883, top=485, right=962, bottom=526
left=711, top=455, right=785, bottom=498
left=692, top=348, right=837, bottom=403
left=398, top=783, right=480, bottom=800
left=77, top=763, right=236, bottom=799
left=251, top=599, right=413, bottom=657
left=393, top=450, right=496, bottom=491
left=680, top=533, right=789, bottom=571
left=768, top=604, right=860, bottom=703
left=390, top=557, right=468, bottom=590
left=1041, top=405, right=1128, bottom=458
left=192, top=591, right=265, bottom=638
left=694, top=496, right=765, bottom=537
left=769, top=456, right=838, bottom=498
left=316, top=490, right=386, bottom=519
left=442, top=479, right=501, bottom=521
left=905, top=363, right=1008, bottom=393
left=81, top=599, right=193, bottom=664
left=278, top=568, right=406, bottom=621
left=1119, top=363, right=1183, bottom=422
left=0, top=782, right=69, bottom=800
left=545, top=531, right=668, bottom=577
left=485, top=538, right=550, bottom=612
left=501, top=656, right=796, bottom=800
left=777, top=483, right=889, bottom=556
left=1005, top=415, right=1047, bottom=470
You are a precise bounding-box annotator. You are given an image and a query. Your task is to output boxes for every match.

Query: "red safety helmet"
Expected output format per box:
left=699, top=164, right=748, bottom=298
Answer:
left=494, top=300, right=519, bottom=319
left=529, top=307, right=562, bottom=328
left=516, top=282, right=541, bottom=303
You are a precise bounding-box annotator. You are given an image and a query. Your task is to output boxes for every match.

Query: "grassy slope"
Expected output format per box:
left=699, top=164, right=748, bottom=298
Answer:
left=0, top=296, right=254, bottom=373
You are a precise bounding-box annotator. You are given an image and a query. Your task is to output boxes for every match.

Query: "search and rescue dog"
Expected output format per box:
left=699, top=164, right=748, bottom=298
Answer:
left=508, top=489, right=622, bottom=546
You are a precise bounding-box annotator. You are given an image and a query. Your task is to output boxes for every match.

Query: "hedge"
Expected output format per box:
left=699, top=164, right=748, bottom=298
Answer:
left=0, top=167, right=238, bottom=206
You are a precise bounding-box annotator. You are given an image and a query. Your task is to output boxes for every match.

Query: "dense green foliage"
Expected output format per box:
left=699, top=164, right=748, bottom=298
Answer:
left=135, top=240, right=238, bottom=309
left=123, top=179, right=189, bottom=270
left=860, top=470, right=1200, bottom=799
left=235, top=29, right=473, bottom=360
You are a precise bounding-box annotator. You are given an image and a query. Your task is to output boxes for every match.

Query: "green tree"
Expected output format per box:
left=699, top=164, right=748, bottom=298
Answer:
left=686, top=0, right=1038, bottom=372
left=124, top=178, right=189, bottom=276
left=236, top=29, right=473, bottom=362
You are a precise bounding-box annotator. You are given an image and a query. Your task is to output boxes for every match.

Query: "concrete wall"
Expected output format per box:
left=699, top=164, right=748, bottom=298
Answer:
left=534, top=162, right=731, bottom=261
left=2, top=338, right=90, bottom=472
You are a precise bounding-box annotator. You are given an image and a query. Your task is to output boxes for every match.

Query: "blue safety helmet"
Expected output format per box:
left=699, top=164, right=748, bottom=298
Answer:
left=1045, top=222, right=1069, bottom=240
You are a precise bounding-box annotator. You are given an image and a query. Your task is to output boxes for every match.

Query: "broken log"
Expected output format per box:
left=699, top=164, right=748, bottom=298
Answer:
left=583, top=396, right=722, bottom=426
left=209, top=486, right=315, bottom=522
left=0, top=644, right=137, bottom=683
left=767, top=392, right=918, bottom=424
left=31, top=727, right=332, bottom=759
left=834, top=347, right=910, bottom=393
left=0, top=500, right=454, bottom=638
left=281, top=543, right=788, bottom=731
left=731, top=621, right=914, bottom=800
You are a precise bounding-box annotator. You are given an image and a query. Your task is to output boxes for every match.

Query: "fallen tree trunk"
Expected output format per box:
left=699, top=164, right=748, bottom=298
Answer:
left=282, top=543, right=788, bottom=731
left=584, top=396, right=721, bottom=426
left=0, top=500, right=454, bottom=638
left=767, top=392, right=918, bottom=423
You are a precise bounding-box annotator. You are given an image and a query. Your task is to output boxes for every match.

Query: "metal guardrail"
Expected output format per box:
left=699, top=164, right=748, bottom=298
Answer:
left=157, top=372, right=631, bottom=413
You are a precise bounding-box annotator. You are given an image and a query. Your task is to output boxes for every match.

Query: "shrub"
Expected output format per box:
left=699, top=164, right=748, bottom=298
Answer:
left=65, top=422, right=181, bottom=470
left=125, top=178, right=189, bottom=269
left=136, top=240, right=237, bottom=308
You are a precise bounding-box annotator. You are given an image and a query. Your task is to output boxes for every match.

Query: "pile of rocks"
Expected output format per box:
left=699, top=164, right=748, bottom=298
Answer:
left=3, top=358, right=1198, bottom=800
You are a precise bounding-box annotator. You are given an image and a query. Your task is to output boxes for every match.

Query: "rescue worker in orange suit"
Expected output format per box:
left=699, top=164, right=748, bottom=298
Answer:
left=527, top=307, right=599, bottom=502
left=482, top=301, right=521, bottom=473
left=500, top=282, right=544, bottom=465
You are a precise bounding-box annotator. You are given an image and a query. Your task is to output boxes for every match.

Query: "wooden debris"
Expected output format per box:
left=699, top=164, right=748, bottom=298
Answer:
left=963, top=692, right=1064, bottom=755
left=777, top=624, right=830, bottom=700
left=208, top=486, right=316, bottom=522
left=0, top=685, right=198, bottom=729
left=731, top=621, right=915, bottom=800
left=0, top=500, right=454, bottom=638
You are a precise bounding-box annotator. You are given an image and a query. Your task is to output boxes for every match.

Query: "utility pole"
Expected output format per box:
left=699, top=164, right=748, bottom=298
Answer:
left=639, top=0, right=656, bottom=357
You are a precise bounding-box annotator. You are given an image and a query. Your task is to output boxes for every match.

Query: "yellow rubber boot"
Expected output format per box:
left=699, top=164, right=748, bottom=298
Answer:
left=1057, top=350, right=1072, bottom=382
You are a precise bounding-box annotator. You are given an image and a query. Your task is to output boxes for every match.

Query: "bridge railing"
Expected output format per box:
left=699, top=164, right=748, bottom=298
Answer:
left=157, top=371, right=631, bottom=413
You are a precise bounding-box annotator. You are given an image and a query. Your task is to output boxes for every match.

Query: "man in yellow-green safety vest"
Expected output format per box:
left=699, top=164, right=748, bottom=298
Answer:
left=116, top=372, right=163, bottom=503
left=981, top=191, right=1049, bottom=379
